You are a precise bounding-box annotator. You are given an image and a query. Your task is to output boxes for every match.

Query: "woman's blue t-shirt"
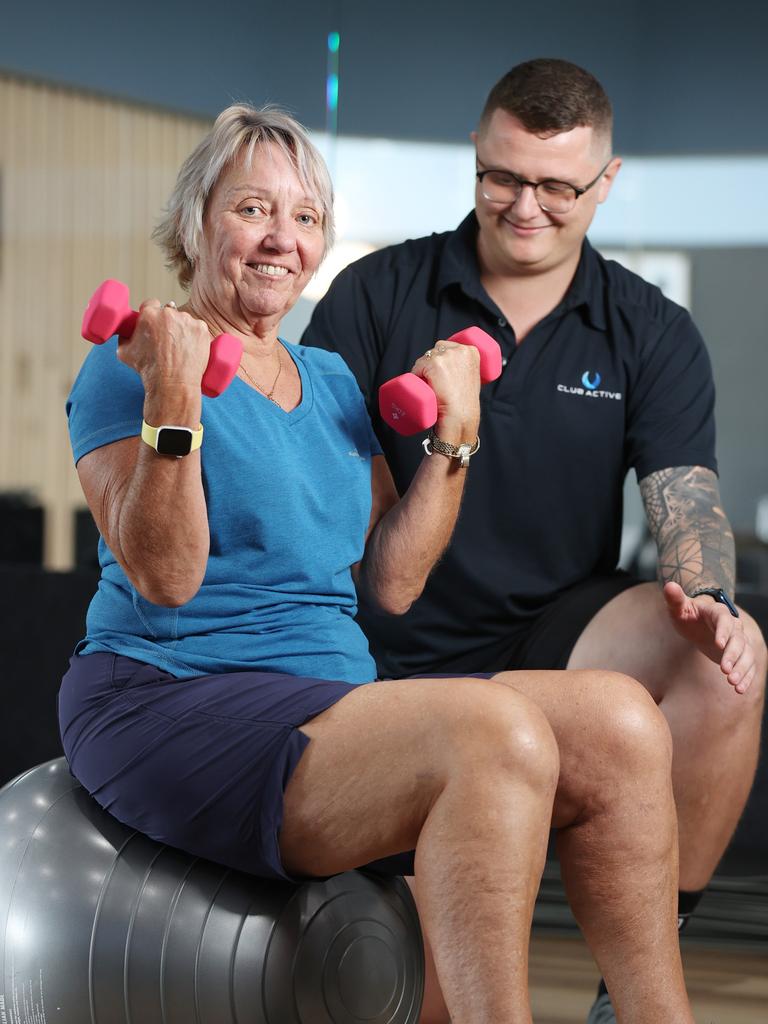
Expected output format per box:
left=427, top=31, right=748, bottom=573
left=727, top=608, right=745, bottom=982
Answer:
left=66, top=339, right=383, bottom=683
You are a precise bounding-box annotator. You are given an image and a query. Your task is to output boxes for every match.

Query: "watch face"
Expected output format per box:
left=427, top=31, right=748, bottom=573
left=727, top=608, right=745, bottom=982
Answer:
left=156, top=427, right=193, bottom=457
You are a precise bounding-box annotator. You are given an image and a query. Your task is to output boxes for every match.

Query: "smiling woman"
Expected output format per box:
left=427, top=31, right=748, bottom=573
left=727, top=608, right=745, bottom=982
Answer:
left=145, top=106, right=335, bottom=410
left=154, top=105, right=335, bottom=288
left=184, top=146, right=326, bottom=392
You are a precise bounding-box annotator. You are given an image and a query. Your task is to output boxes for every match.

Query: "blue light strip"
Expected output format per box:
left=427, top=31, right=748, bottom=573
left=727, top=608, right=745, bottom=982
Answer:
left=326, top=31, right=340, bottom=137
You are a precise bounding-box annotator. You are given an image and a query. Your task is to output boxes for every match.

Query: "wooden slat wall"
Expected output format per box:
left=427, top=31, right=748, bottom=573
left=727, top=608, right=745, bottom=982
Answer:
left=0, top=73, right=209, bottom=569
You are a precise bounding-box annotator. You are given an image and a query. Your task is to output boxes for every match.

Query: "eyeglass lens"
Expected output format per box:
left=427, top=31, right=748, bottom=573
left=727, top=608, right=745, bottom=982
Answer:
left=480, top=172, right=578, bottom=213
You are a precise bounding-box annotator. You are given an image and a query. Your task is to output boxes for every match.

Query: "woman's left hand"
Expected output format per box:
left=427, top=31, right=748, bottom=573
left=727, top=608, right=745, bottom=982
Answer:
left=410, top=340, right=481, bottom=443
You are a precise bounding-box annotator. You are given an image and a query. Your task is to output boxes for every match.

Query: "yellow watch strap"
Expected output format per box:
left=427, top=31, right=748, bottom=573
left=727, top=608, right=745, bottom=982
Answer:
left=141, top=420, right=204, bottom=454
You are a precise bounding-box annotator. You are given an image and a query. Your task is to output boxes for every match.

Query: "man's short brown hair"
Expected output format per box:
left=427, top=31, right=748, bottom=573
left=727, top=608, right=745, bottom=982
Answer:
left=478, top=58, right=613, bottom=145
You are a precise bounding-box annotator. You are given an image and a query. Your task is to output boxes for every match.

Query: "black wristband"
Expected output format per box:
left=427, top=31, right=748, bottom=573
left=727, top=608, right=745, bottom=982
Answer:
left=690, top=587, right=739, bottom=618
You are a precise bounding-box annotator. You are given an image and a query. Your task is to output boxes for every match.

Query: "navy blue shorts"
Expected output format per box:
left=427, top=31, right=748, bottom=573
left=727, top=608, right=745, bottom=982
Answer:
left=59, top=653, right=420, bottom=881
left=58, top=655, right=496, bottom=881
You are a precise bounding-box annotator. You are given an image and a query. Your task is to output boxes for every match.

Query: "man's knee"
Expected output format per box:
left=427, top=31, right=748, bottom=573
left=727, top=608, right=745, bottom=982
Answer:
left=739, top=608, right=767, bottom=706
left=686, top=608, right=766, bottom=724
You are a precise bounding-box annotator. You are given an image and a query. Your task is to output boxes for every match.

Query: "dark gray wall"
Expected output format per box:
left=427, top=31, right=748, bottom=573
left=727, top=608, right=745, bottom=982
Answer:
left=2, top=0, right=767, bottom=153
left=692, top=249, right=768, bottom=533
left=622, top=248, right=768, bottom=539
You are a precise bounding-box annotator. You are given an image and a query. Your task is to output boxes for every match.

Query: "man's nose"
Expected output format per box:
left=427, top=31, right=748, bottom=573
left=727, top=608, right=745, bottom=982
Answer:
left=511, top=183, right=541, bottom=218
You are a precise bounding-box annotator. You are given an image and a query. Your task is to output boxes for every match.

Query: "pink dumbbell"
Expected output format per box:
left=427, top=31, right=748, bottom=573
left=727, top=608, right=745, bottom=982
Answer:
left=378, top=326, right=502, bottom=435
left=81, top=279, right=243, bottom=398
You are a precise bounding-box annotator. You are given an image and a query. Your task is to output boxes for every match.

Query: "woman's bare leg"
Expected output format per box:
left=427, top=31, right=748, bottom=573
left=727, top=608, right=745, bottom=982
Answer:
left=407, top=670, right=693, bottom=1024
left=530, top=671, right=689, bottom=1023
left=280, top=676, right=559, bottom=1024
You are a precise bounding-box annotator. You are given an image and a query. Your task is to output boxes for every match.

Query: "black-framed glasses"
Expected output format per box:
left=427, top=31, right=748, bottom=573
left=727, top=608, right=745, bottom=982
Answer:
left=476, top=158, right=613, bottom=214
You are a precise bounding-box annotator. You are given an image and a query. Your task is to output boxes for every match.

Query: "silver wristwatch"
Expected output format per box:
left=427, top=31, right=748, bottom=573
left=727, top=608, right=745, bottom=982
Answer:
left=422, top=428, right=480, bottom=468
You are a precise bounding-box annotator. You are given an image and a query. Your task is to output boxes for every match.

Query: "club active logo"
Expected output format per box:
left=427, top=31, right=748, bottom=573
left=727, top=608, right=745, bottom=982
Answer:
left=557, top=369, right=622, bottom=401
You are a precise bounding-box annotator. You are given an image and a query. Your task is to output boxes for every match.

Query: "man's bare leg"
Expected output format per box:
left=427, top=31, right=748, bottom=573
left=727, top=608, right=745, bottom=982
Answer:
left=280, top=676, right=559, bottom=1024
left=568, top=582, right=767, bottom=889
left=410, top=670, right=694, bottom=1024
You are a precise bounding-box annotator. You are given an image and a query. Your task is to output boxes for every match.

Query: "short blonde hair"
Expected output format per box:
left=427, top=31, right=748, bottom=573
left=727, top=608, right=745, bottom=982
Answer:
left=153, top=104, right=335, bottom=289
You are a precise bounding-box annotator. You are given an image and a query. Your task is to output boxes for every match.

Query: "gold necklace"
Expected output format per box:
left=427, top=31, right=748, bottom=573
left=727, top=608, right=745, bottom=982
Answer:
left=180, top=300, right=285, bottom=405
left=239, top=344, right=284, bottom=407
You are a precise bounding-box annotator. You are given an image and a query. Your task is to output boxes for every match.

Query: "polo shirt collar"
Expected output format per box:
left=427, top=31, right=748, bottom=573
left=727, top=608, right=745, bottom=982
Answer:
left=436, top=211, right=607, bottom=332
left=435, top=211, right=484, bottom=301
left=565, top=238, right=607, bottom=331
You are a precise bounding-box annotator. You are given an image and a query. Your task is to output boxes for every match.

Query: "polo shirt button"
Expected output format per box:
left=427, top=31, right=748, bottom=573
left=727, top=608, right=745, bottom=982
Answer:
left=501, top=357, right=508, bottom=367
left=498, top=317, right=507, bottom=327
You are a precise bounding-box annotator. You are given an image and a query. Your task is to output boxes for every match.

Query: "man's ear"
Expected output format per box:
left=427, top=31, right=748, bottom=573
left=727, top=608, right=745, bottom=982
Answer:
left=597, top=156, right=622, bottom=204
left=470, top=130, right=478, bottom=144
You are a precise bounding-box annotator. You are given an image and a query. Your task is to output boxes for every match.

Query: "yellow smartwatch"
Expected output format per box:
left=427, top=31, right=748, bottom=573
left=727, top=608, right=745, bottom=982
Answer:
left=141, top=420, right=203, bottom=457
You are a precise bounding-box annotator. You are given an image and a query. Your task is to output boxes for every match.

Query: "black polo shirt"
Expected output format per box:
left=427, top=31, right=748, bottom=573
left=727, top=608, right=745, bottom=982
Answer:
left=301, top=212, right=717, bottom=677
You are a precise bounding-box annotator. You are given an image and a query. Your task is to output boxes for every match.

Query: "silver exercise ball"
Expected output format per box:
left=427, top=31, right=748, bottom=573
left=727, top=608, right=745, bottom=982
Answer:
left=0, top=759, right=424, bottom=1023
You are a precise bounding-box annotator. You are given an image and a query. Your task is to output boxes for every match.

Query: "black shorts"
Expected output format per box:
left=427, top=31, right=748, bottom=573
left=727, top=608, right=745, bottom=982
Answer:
left=427, top=572, right=645, bottom=675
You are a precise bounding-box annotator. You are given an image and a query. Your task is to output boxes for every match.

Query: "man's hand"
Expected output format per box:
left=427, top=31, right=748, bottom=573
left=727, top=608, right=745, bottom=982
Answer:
left=663, top=581, right=756, bottom=694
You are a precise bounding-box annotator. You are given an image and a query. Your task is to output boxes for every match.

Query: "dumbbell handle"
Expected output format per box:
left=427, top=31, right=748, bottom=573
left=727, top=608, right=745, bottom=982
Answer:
left=378, top=327, right=502, bottom=436
left=82, top=279, right=242, bottom=398
left=99, top=308, right=139, bottom=340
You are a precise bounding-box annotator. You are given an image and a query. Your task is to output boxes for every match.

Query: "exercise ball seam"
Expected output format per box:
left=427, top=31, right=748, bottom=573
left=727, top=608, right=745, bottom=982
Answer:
left=194, top=869, right=232, bottom=1021
left=88, top=823, right=143, bottom=1024
left=159, top=857, right=199, bottom=1024
left=123, top=845, right=165, bottom=1024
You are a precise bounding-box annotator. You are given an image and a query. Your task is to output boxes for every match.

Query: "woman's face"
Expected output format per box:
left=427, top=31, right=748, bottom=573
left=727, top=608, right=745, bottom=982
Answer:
left=194, top=142, right=326, bottom=328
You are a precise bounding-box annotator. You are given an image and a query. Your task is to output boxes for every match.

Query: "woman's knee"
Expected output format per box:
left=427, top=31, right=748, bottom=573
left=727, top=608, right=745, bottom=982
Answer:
left=434, top=680, right=560, bottom=794
left=579, top=670, right=674, bottom=774
left=545, top=671, right=675, bottom=831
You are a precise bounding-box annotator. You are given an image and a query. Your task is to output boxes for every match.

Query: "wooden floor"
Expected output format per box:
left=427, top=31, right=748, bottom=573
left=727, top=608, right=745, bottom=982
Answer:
left=528, top=933, right=768, bottom=1023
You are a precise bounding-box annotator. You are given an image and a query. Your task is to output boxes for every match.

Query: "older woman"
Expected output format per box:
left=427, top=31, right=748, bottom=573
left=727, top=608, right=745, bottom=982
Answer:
left=60, top=105, right=693, bottom=1024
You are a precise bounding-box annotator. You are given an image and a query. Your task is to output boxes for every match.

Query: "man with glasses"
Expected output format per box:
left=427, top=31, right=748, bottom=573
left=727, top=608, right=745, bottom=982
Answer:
left=302, top=58, right=765, bottom=1023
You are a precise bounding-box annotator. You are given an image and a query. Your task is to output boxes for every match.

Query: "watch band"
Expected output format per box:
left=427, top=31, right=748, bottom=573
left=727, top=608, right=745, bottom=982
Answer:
left=141, top=420, right=203, bottom=457
left=422, top=428, right=480, bottom=469
left=690, top=587, right=739, bottom=618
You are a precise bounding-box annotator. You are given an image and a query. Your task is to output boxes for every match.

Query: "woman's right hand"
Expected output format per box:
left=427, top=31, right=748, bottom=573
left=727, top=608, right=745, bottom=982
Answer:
left=116, top=300, right=214, bottom=399
left=78, top=298, right=214, bottom=606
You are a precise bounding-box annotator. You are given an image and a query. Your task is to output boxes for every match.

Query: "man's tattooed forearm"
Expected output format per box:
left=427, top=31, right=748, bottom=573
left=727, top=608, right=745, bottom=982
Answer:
left=639, top=466, right=735, bottom=596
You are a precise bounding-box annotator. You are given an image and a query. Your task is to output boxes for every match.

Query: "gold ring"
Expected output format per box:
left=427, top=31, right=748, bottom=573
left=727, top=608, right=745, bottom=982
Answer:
left=425, top=349, right=433, bottom=358
left=163, top=300, right=177, bottom=309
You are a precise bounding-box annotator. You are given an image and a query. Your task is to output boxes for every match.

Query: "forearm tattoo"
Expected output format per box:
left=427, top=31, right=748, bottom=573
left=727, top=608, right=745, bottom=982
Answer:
left=639, top=466, right=736, bottom=597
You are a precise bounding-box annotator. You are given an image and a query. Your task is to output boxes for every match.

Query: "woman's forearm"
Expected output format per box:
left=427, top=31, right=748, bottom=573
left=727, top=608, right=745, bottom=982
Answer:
left=359, top=439, right=473, bottom=615
left=85, top=385, right=210, bottom=606
left=120, top=386, right=209, bottom=604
